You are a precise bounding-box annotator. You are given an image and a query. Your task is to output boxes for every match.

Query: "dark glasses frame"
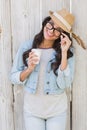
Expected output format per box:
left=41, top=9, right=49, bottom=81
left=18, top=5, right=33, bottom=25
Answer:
left=46, top=21, right=64, bottom=35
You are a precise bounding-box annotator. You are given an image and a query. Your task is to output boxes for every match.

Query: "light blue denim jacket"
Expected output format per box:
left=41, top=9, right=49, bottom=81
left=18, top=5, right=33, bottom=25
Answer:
left=10, top=40, right=75, bottom=95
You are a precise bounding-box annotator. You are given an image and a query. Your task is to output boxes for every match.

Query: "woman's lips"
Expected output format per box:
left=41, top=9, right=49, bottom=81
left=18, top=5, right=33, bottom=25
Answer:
left=46, top=30, right=54, bottom=37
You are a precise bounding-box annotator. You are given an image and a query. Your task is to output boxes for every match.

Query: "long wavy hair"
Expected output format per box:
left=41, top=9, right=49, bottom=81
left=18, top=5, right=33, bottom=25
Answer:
left=23, top=16, right=73, bottom=75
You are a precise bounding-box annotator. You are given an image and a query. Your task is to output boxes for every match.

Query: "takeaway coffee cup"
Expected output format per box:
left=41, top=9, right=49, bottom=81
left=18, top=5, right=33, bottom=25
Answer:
left=32, top=49, right=42, bottom=64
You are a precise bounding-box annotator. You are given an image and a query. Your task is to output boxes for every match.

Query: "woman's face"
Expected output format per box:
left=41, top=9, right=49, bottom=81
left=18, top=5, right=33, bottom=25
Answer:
left=43, top=20, right=64, bottom=41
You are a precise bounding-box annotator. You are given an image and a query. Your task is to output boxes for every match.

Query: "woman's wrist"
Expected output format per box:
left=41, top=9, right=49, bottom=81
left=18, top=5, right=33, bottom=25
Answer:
left=20, top=67, right=33, bottom=82
left=61, top=50, right=67, bottom=55
left=26, top=67, right=34, bottom=74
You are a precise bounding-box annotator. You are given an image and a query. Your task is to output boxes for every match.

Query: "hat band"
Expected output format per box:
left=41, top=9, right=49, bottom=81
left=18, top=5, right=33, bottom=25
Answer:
left=53, top=12, right=71, bottom=31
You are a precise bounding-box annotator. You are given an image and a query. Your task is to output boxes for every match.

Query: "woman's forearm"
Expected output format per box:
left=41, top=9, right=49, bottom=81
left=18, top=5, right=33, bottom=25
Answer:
left=20, top=68, right=33, bottom=81
left=60, top=51, right=68, bottom=71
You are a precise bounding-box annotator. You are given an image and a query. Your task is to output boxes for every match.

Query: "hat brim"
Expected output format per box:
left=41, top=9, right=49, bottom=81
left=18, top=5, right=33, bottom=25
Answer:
left=49, top=11, right=71, bottom=33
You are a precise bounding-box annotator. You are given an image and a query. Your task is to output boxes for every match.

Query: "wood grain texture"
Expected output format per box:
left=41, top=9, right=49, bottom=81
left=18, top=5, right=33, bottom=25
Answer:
left=1, top=0, right=87, bottom=130
left=0, top=0, right=14, bottom=130
left=72, top=1, right=87, bottom=130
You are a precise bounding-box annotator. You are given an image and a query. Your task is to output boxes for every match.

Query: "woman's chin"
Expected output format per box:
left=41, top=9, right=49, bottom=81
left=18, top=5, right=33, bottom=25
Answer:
left=44, top=34, right=53, bottom=40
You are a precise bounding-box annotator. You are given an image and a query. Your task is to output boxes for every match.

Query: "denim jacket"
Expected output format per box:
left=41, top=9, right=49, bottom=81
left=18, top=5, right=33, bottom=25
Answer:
left=10, top=40, right=75, bottom=95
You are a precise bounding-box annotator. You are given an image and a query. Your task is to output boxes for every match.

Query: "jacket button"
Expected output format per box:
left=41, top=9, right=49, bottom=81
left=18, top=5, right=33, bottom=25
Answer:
left=47, top=81, right=50, bottom=84
left=46, top=92, right=49, bottom=94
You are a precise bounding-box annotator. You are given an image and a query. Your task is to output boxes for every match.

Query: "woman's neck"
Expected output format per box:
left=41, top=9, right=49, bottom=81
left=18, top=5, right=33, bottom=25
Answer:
left=39, top=40, right=54, bottom=49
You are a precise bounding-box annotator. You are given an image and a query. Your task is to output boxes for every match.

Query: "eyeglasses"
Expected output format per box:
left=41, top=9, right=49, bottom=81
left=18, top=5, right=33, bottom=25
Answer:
left=46, top=21, right=64, bottom=36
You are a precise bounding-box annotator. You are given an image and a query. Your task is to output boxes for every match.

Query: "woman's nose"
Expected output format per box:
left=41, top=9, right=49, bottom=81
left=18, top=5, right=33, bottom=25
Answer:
left=49, top=29, right=54, bottom=33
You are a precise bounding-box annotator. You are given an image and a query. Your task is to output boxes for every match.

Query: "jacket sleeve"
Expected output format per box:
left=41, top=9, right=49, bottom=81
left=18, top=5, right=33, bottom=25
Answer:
left=56, top=55, right=75, bottom=89
left=9, top=40, right=32, bottom=85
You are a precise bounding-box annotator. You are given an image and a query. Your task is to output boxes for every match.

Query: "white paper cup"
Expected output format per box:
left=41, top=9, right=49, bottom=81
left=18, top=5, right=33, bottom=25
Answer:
left=32, top=49, right=42, bottom=64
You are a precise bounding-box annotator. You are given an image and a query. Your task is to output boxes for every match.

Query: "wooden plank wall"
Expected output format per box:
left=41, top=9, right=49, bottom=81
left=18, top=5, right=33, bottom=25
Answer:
left=0, top=0, right=87, bottom=130
left=0, top=0, right=14, bottom=130
left=72, top=1, right=87, bottom=130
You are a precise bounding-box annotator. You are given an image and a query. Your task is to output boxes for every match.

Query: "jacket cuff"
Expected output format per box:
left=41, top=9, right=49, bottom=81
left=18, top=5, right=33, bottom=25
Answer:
left=10, top=71, right=26, bottom=85
left=58, top=65, right=70, bottom=76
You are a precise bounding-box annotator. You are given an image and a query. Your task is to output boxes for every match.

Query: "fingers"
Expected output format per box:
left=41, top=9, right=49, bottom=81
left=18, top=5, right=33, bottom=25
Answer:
left=61, top=33, right=71, bottom=45
left=60, top=35, right=64, bottom=40
left=61, top=32, right=67, bottom=37
left=60, top=33, right=72, bottom=51
left=61, top=33, right=68, bottom=40
left=28, top=51, right=40, bottom=65
left=29, top=52, right=39, bottom=60
left=60, top=34, right=66, bottom=45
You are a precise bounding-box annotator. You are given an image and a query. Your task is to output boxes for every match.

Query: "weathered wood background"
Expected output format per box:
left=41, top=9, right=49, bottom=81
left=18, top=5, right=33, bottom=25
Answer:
left=0, top=0, right=87, bottom=130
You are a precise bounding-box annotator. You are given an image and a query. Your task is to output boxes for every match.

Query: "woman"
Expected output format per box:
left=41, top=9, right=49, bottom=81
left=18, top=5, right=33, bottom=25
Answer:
left=10, top=9, right=75, bottom=130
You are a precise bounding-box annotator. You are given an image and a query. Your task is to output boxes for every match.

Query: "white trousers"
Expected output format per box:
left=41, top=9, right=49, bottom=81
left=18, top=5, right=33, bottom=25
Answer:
left=23, top=111, right=67, bottom=130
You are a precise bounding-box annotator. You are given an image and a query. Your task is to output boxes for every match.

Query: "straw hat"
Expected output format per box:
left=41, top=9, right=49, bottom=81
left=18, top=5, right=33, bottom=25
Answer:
left=49, top=8, right=86, bottom=49
left=49, top=8, right=74, bottom=33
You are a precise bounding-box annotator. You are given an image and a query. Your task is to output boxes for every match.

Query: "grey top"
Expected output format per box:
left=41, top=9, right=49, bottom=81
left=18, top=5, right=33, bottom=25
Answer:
left=24, top=48, right=68, bottom=118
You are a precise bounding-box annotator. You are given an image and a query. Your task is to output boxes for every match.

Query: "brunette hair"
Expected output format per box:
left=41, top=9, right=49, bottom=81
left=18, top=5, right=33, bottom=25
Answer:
left=23, top=16, right=73, bottom=75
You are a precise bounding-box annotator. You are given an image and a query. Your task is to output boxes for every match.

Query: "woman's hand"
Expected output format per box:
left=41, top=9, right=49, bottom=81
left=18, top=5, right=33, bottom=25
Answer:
left=60, top=33, right=71, bottom=52
left=27, top=51, right=39, bottom=71
left=20, top=51, right=40, bottom=82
